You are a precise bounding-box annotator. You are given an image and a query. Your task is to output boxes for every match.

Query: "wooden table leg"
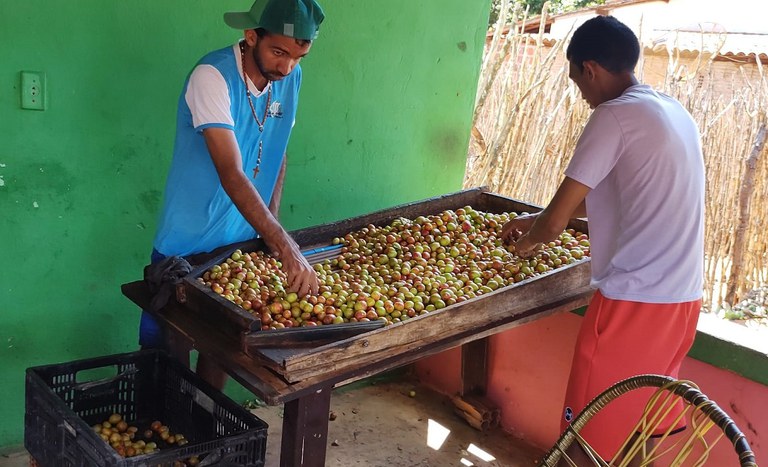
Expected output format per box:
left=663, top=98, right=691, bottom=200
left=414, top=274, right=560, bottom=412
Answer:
left=165, top=326, right=192, bottom=368
left=462, top=337, right=489, bottom=396
left=279, top=387, right=332, bottom=467
left=457, top=337, right=502, bottom=429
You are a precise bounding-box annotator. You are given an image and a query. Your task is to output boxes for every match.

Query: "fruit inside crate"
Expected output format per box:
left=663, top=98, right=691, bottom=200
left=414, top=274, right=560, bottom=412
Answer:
left=25, top=350, right=267, bottom=467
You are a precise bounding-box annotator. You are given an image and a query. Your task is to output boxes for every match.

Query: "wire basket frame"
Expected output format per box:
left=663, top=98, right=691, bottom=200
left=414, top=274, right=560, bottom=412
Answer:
left=541, top=374, right=757, bottom=467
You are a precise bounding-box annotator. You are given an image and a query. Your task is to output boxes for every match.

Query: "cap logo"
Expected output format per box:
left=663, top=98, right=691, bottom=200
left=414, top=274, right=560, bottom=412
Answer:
left=283, top=23, right=295, bottom=36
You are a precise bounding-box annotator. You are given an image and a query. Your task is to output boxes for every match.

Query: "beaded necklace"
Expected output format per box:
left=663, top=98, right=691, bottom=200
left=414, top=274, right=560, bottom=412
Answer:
left=240, top=41, right=272, bottom=178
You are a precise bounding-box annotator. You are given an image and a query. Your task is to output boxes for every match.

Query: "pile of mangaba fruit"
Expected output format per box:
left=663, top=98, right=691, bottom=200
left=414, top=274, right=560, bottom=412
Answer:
left=199, top=207, right=590, bottom=330
left=93, top=414, right=198, bottom=464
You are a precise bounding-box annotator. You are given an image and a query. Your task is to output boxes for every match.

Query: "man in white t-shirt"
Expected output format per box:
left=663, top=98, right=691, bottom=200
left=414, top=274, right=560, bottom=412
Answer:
left=501, top=15, right=704, bottom=464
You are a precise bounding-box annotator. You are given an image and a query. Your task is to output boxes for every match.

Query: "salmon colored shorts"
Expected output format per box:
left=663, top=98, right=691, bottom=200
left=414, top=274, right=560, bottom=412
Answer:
left=561, top=290, right=701, bottom=460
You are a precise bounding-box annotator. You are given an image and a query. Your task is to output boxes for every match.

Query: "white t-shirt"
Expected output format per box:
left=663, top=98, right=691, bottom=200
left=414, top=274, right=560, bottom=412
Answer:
left=565, top=84, right=704, bottom=303
left=185, top=43, right=271, bottom=130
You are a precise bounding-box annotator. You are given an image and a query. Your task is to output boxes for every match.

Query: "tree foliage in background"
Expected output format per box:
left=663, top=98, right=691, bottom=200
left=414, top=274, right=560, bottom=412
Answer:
left=489, top=0, right=606, bottom=25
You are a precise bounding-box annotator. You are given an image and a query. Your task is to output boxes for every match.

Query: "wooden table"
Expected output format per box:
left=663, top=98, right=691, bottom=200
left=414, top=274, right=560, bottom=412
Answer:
left=123, top=188, right=594, bottom=466
left=123, top=272, right=591, bottom=466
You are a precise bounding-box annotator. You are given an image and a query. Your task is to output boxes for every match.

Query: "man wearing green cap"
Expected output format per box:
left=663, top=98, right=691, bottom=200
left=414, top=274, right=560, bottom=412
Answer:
left=144, top=0, right=325, bottom=388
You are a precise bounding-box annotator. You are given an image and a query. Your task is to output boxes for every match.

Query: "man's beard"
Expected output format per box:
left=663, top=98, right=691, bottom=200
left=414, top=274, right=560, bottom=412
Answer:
left=253, top=47, right=286, bottom=82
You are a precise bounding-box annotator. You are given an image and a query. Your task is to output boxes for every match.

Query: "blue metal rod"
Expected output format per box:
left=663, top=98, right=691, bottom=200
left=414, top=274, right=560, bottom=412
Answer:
left=301, top=243, right=343, bottom=257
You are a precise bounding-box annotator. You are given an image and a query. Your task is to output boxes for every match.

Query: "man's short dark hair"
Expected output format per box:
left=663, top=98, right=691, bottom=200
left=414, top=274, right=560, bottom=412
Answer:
left=566, top=16, right=640, bottom=74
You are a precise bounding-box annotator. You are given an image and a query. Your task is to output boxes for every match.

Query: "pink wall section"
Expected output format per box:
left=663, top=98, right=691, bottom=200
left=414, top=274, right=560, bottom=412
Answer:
left=414, top=311, right=766, bottom=465
left=414, top=312, right=581, bottom=447
left=679, top=358, right=767, bottom=462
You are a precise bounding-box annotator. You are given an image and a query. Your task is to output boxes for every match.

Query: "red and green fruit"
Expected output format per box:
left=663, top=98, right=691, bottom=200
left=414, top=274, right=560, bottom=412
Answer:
left=198, top=208, right=590, bottom=329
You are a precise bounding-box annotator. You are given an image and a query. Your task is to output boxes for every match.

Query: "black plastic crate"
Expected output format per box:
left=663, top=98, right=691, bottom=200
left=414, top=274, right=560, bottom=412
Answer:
left=25, top=350, right=267, bottom=466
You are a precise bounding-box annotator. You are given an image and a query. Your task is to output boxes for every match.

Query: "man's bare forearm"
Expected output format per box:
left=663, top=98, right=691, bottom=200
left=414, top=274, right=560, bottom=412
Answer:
left=269, top=155, right=287, bottom=218
left=202, top=127, right=317, bottom=295
left=572, top=199, right=587, bottom=219
left=219, top=170, right=286, bottom=244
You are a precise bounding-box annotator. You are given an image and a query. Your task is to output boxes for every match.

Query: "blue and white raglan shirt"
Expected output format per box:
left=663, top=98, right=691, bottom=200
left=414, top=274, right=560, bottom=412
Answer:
left=153, top=41, right=301, bottom=257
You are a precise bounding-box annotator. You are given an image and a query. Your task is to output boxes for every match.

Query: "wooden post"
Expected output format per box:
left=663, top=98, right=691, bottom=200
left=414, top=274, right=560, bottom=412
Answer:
left=455, top=337, right=502, bottom=431
left=726, top=124, right=767, bottom=305
left=462, top=338, right=489, bottom=396
left=280, top=388, right=332, bottom=467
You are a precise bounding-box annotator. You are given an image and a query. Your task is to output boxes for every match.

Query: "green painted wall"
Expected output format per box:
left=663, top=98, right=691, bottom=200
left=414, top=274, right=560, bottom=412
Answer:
left=0, top=0, right=490, bottom=448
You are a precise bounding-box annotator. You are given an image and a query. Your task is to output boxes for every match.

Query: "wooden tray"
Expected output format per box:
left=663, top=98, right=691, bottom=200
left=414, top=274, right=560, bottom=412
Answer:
left=177, top=187, right=590, bottom=364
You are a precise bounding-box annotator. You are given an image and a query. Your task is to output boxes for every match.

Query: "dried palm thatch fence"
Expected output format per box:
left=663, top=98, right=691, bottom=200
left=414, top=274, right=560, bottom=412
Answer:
left=465, top=5, right=768, bottom=314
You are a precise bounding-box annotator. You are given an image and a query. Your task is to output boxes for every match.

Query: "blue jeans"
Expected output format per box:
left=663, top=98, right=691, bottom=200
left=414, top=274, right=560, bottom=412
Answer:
left=138, top=249, right=167, bottom=348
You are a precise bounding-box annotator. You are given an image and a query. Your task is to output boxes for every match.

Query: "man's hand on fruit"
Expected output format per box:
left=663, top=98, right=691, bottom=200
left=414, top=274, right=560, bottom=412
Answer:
left=509, top=233, right=540, bottom=258
left=501, top=213, right=536, bottom=241
left=501, top=213, right=542, bottom=258
left=265, top=232, right=319, bottom=296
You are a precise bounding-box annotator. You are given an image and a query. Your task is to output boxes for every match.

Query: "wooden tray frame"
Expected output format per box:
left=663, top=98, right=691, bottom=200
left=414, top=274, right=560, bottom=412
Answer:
left=178, top=187, right=591, bottom=378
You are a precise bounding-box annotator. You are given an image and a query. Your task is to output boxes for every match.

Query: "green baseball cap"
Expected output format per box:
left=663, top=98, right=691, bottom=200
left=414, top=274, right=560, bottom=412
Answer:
left=224, top=0, right=325, bottom=41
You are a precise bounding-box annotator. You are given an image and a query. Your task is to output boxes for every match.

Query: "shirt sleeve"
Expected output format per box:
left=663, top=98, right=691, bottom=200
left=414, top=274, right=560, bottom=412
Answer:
left=185, top=64, right=234, bottom=132
left=564, top=106, right=624, bottom=189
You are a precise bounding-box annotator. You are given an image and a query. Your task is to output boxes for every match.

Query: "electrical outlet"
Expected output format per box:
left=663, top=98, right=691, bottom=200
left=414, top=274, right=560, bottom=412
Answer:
left=20, top=71, right=46, bottom=110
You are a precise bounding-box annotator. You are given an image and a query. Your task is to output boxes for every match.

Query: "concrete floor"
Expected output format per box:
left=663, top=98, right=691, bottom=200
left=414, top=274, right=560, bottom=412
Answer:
left=5, top=377, right=543, bottom=467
